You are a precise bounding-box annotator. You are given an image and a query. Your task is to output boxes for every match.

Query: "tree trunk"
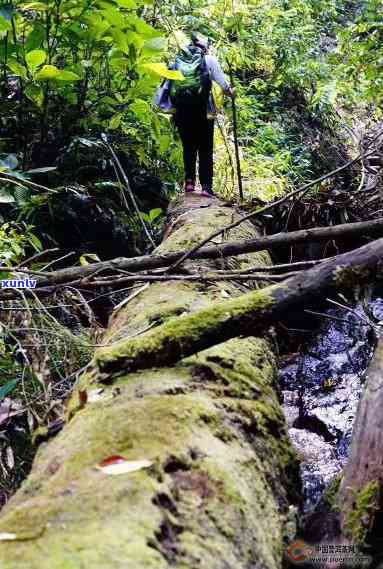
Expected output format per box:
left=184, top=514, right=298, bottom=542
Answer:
left=338, top=339, right=383, bottom=545
left=0, top=195, right=300, bottom=569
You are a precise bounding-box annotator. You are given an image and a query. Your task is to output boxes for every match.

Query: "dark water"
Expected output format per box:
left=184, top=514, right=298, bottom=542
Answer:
left=280, top=299, right=383, bottom=511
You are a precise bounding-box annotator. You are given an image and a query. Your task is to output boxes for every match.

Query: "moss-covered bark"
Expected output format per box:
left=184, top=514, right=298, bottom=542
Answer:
left=0, top=194, right=300, bottom=569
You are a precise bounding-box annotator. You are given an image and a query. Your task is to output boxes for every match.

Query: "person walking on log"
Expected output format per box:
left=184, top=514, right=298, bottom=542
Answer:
left=168, top=32, right=235, bottom=197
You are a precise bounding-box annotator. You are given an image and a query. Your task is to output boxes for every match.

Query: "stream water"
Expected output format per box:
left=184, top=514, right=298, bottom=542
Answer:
left=280, top=299, right=383, bottom=512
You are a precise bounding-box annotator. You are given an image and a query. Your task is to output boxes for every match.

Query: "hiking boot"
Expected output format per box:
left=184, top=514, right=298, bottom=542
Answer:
left=184, top=180, right=195, bottom=193
left=201, top=185, right=214, bottom=197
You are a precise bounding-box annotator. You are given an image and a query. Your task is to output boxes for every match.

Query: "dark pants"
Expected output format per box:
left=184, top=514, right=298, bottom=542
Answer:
left=175, top=107, right=214, bottom=189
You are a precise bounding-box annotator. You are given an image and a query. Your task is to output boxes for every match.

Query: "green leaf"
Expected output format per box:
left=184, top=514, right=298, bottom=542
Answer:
left=141, top=62, right=184, bottom=80
left=85, top=14, right=111, bottom=39
left=132, top=17, right=157, bottom=38
left=0, top=379, right=18, bottom=402
left=7, top=59, right=28, bottom=80
left=142, top=37, right=166, bottom=54
left=79, top=253, right=101, bottom=266
left=25, top=25, right=45, bottom=51
left=26, top=49, right=47, bottom=72
left=102, top=7, right=127, bottom=29
left=55, top=70, right=81, bottom=81
left=110, top=28, right=129, bottom=53
left=130, top=98, right=151, bottom=125
left=34, top=64, right=60, bottom=80
left=0, top=15, right=11, bottom=33
left=109, top=112, right=123, bottom=129
left=24, top=84, right=44, bottom=108
left=28, top=233, right=43, bottom=251
left=114, top=0, right=137, bottom=7
left=149, top=208, right=162, bottom=222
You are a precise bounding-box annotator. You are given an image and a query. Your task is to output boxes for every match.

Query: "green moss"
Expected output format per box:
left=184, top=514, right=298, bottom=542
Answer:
left=344, top=480, right=380, bottom=544
left=94, top=287, right=276, bottom=375
left=334, top=265, right=373, bottom=289
left=182, top=336, right=277, bottom=400
left=321, top=475, right=342, bottom=512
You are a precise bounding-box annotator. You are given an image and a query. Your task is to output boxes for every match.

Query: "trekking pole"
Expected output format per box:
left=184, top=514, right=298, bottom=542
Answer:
left=226, top=60, right=243, bottom=200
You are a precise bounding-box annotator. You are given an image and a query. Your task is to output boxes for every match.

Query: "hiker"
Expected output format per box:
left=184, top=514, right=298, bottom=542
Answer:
left=164, top=33, right=235, bottom=197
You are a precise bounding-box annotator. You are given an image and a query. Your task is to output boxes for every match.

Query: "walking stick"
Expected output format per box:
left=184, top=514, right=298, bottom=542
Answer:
left=227, top=60, right=243, bottom=200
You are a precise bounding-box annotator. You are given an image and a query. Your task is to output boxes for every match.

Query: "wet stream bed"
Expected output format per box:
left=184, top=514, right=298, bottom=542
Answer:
left=279, top=299, right=383, bottom=512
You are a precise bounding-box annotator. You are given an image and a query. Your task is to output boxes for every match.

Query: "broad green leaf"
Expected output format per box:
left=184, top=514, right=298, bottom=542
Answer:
left=85, top=14, right=110, bottom=39
left=102, top=7, right=127, bottom=29
left=110, top=28, right=129, bottom=53
left=0, top=379, right=18, bottom=402
left=7, top=59, right=28, bottom=80
left=132, top=17, right=158, bottom=38
left=149, top=208, right=162, bottom=222
left=55, top=70, right=81, bottom=81
left=142, top=37, right=166, bottom=55
left=125, top=30, right=144, bottom=50
left=25, top=25, right=45, bottom=51
left=158, top=134, right=171, bottom=154
left=34, top=64, right=60, bottom=80
left=26, top=49, right=46, bottom=72
left=24, top=84, right=44, bottom=107
left=141, top=63, right=184, bottom=80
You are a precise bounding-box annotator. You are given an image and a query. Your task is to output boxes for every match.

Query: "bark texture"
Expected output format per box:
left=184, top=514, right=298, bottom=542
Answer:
left=0, top=195, right=299, bottom=569
left=338, top=339, right=383, bottom=544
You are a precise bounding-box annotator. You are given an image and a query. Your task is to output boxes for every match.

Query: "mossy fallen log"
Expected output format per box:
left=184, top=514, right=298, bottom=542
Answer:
left=0, top=194, right=300, bottom=569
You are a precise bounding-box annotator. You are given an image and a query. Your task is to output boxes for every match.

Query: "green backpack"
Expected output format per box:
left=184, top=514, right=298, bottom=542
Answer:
left=170, top=45, right=212, bottom=109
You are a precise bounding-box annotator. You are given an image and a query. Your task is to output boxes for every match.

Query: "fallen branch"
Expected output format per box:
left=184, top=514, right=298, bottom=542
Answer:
left=12, top=217, right=383, bottom=290
left=74, top=271, right=297, bottom=288
left=94, top=235, right=383, bottom=376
